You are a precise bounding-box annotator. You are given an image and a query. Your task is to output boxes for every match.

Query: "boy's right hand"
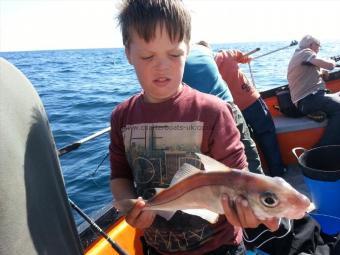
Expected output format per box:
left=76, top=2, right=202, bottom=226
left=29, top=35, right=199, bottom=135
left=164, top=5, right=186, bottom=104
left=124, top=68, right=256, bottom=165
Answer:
left=125, top=197, right=156, bottom=229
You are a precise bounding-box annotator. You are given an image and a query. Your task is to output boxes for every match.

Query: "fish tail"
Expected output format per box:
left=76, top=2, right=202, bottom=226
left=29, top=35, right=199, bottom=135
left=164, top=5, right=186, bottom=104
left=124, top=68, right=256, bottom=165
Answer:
left=114, top=199, right=138, bottom=214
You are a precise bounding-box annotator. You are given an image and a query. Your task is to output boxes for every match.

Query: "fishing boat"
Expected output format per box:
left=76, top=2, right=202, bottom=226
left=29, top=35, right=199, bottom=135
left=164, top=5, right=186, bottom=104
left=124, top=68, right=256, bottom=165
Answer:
left=78, top=68, right=340, bottom=255
left=1, top=55, right=339, bottom=255
left=261, top=69, right=340, bottom=166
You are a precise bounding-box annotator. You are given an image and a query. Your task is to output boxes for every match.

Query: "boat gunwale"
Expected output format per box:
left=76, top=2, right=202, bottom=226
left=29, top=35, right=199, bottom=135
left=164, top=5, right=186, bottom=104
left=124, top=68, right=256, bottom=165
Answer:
left=260, top=69, right=340, bottom=99
left=80, top=68, right=340, bottom=253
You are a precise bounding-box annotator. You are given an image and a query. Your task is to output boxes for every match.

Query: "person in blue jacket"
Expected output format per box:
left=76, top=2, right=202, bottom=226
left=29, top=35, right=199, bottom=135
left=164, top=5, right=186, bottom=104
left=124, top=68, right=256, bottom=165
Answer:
left=183, top=41, right=263, bottom=174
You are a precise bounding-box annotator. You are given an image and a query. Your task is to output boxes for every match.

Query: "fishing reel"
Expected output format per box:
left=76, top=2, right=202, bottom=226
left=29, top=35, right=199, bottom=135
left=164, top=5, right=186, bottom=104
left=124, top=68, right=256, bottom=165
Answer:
left=330, top=55, right=340, bottom=67
left=290, top=40, right=298, bottom=46
left=331, top=55, right=340, bottom=62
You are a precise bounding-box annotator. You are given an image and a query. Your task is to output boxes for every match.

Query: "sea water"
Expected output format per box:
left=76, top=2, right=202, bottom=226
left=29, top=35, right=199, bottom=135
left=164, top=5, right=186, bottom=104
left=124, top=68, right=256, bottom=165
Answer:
left=1, top=41, right=340, bottom=225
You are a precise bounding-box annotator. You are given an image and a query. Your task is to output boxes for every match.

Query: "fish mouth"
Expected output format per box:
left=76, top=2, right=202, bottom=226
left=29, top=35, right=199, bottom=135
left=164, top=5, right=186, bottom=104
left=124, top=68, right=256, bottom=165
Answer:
left=285, top=210, right=307, bottom=220
left=280, top=200, right=311, bottom=219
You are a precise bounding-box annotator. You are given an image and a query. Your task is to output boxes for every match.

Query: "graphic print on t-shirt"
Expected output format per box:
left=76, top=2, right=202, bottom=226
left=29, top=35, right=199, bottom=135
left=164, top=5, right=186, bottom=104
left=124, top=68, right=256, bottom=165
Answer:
left=121, top=121, right=222, bottom=252
left=122, top=121, right=204, bottom=197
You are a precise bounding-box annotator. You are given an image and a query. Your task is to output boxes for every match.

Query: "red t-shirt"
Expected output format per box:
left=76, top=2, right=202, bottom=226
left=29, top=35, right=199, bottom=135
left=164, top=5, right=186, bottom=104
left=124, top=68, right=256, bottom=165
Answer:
left=215, top=50, right=260, bottom=110
left=110, top=84, right=247, bottom=254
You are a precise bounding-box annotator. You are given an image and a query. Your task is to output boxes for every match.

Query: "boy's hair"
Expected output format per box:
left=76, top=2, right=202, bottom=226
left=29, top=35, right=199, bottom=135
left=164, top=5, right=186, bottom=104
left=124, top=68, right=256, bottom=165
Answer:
left=118, top=0, right=191, bottom=47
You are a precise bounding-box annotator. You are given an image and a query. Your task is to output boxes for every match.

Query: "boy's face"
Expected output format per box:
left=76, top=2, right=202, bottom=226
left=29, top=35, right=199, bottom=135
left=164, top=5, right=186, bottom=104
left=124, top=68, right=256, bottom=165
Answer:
left=125, top=25, right=189, bottom=103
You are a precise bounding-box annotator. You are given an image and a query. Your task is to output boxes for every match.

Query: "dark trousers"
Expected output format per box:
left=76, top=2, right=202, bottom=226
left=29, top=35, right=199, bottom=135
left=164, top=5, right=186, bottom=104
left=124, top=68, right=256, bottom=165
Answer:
left=141, top=237, right=246, bottom=255
left=204, top=242, right=246, bottom=255
left=298, top=90, right=340, bottom=146
left=242, top=98, right=285, bottom=176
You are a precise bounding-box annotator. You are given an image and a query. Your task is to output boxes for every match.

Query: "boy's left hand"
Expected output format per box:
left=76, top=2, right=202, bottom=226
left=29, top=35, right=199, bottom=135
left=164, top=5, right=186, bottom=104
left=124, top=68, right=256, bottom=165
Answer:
left=221, top=194, right=280, bottom=231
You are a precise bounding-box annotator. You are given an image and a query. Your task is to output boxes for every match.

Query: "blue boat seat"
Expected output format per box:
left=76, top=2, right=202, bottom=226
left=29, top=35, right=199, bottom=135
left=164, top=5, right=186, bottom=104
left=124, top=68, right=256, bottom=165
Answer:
left=273, top=116, right=327, bottom=134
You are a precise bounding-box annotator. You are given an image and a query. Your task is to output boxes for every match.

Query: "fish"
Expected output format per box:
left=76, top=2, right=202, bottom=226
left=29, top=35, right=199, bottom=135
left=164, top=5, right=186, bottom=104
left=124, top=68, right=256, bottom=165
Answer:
left=114, top=153, right=311, bottom=223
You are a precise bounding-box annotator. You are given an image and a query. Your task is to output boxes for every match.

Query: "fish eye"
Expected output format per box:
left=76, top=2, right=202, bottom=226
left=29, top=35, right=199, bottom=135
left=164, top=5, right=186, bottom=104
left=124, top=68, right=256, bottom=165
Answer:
left=260, top=191, right=279, bottom=208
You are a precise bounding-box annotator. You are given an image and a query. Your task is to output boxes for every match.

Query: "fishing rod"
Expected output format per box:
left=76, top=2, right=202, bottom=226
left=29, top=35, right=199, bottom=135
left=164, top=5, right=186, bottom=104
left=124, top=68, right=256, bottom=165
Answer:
left=246, top=41, right=298, bottom=87
left=252, top=40, right=298, bottom=60
left=58, top=127, right=111, bottom=156
left=245, top=47, right=261, bottom=56
left=59, top=130, right=128, bottom=254
left=69, top=199, right=128, bottom=255
left=248, top=62, right=256, bottom=88
left=244, top=48, right=261, bottom=87
left=331, top=55, right=340, bottom=67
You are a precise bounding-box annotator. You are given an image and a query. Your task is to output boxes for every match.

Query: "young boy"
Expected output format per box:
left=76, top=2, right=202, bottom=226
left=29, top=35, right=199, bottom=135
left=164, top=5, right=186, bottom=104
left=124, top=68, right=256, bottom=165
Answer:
left=110, top=1, right=278, bottom=254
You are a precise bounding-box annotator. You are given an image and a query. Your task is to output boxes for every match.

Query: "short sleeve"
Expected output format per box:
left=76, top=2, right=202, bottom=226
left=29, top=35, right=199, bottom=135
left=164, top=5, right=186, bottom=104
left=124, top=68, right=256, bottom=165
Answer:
left=109, top=108, right=133, bottom=180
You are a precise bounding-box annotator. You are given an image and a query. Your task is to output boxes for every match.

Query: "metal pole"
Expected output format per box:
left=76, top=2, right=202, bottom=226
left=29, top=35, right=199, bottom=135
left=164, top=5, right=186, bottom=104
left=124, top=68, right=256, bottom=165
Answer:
left=58, top=127, right=111, bottom=156
left=69, top=199, right=128, bottom=255
left=245, top=47, right=261, bottom=56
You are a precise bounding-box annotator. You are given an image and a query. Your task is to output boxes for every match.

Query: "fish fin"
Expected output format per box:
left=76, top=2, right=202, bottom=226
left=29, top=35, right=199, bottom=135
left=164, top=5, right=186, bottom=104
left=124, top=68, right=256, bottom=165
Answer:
left=170, top=163, right=202, bottom=186
left=195, top=153, right=230, bottom=172
left=154, top=188, right=165, bottom=194
left=114, top=199, right=138, bottom=214
left=156, top=210, right=176, bottom=221
left=182, top=209, right=220, bottom=223
left=157, top=207, right=220, bottom=223
left=307, top=202, right=316, bottom=213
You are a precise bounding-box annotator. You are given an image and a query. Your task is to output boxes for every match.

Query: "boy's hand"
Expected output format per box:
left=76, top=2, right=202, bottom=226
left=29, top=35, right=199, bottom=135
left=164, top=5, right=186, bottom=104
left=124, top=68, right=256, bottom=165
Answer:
left=125, top=197, right=156, bottom=229
left=221, top=194, right=280, bottom=231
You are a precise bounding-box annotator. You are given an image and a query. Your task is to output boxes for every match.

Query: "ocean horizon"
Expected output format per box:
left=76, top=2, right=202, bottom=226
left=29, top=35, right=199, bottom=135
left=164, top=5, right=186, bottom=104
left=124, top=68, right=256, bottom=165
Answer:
left=1, top=40, right=340, bottom=226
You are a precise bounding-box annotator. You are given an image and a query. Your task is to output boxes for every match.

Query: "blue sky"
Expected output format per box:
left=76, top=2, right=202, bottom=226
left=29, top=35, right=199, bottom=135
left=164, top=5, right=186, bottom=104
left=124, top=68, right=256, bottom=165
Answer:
left=1, top=0, right=339, bottom=52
